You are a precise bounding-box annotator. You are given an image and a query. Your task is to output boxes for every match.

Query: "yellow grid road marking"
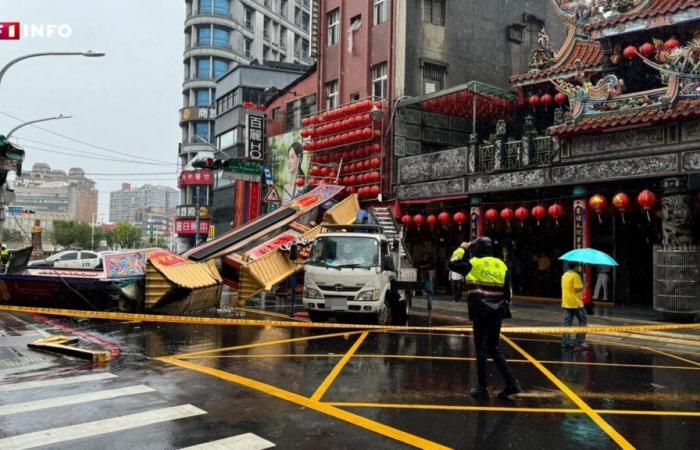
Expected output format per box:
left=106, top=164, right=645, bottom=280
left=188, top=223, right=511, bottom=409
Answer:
left=327, top=402, right=700, bottom=418
left=158, top=356, right=451, bottom=450
left=171, top=330, right=367, bottom=359
left=502, top=335, right=634, bottom=449
left=642, top=347, right=700, bottom=368
left=311, top=332, right=368, bottom=402
left=175, top=350, right=700, bottom=371
left=234, top=306, right=309, bottom=322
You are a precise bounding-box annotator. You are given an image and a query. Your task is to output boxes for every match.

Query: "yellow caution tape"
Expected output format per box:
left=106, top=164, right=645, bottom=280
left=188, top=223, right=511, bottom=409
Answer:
left=2, top=305, right=700, bottom=335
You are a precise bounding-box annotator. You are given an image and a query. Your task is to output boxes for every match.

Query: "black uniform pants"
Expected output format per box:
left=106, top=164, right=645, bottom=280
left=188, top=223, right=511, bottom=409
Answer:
left=473, top=314, right=517, bottom=389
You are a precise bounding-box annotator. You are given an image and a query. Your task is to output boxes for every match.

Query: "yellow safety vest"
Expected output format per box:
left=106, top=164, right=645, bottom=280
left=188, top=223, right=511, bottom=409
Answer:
left=450, top=247, right=465, bottom=262
left=466, top=257, right=507, bottom=287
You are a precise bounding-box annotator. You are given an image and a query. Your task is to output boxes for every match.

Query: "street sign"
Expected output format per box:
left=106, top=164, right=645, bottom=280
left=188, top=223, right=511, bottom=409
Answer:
left=263, top=167, right=274, bottom=186
left=264, top=186, right=281, bottom=204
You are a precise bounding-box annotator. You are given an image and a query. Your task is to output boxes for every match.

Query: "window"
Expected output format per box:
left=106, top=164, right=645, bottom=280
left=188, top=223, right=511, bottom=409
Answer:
left=423, top=0, right=445, bottom=26
left=301, top=38, right=310, bottom=60
left=82, top=252, right=98, bottom=259
left=284, top=99, right=301, bottom=131
left=217, top=128, right=238, bottom=149
left=327, top=9, right=339, bottom=46
left=213, top=59, right=229, bottom=78
left=195, top=122, right=211, bottom=142
left=195, top=89, right=210, bottom=106
left=264, top=17, right=271, bottom=41
left=199, top=0, right=212, bottom=13
left=242, top=87, right=265, bottom=104
left=213, top=27, right=230, bottom=48
left=245, top=7, right=254, bottom=29
left=280, top=26, right=287, bottom=48
left=197, top=26, right=211, bottom=46
left=213, top=0, right=230, bottom=15
left=325, top=81, right=338, bottom=109
left=350, top=92, right=360, bottom=101
left=372, top=63, right=388, bottom=99
left=422, top=62, right=446, bottom=94
left=197, top=58, right=211, bottom=78
left=280, top=0, right=287, bottom=16
left=374, top=0, right=387, bottom=25
left=301, top=94, right=317, bottom=117
left=244, top=38, right=253, bottom=58
left=272, top=107, right=282, bottom=119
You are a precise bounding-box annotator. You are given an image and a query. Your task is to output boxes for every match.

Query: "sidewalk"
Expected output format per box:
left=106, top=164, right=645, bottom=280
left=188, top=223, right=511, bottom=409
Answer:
left=409, top=295, right=700, bottom=354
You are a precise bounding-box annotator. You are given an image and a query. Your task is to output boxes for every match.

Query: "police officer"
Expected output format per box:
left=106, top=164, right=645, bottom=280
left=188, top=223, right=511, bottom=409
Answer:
left=0, top=243, right=9, bottom=273
left=449, top=237, right=521, bottom=400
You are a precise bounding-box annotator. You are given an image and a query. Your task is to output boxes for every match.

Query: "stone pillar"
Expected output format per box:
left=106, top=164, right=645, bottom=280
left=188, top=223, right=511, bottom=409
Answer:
left=494, top=120, right=507, bottom=171
left=467, top=133, right=478, bottom=173
left=573, top=198, right=593, bottom=303
left=522, top=114, right=535, bottom=166
left=661, top=177, right=694, bottom=246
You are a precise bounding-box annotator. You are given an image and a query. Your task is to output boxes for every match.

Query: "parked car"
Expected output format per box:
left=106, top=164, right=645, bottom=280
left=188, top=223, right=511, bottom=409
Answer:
left=28, top=250, right=102, bottom=269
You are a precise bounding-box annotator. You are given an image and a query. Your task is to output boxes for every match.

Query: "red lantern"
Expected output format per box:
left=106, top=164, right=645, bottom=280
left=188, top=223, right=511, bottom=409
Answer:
left=485, top=208, right=499, bottom=224
left=623, top=45, right=638, bottom=60
left=588, top=194, right=607, bottom=223
left=347, top=186, right=356, bottom=194
left=639, top=42, right=655, bottom=58
left=296, top=178, right=305, bottom=187
left=426, top=214, right=438, bottom=230
left=548, top=203, right=564, bottom=225
left=528, top=95, right=541, bottom=109
left=371, top=185, right=381, bottom=197
left=500, top=208, right=514, bottom=222
left=438, top=211, right=450, bottom=228
left=414, top=214, right=425, bottom=230
left=401, top=215, right=413, bottom=228
left=612, top=192, right=631, bottom=224
left=555, top=92, right=568, bottom=106
left=370, top=157, right=381, bottom=168
left=540, top=93, right=554, bottom=108
left=637, top=190, right=657, bottom=221
left=454, top=212, right=467, bottom=230
left=515, top=207, right=529, bottom=226
left=532, top=205, right=546, bottom=225
left=664, top=38, right=681, bottom=51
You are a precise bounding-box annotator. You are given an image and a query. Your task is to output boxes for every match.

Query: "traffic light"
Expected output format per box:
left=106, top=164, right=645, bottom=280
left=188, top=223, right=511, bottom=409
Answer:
left=191, top=158, right=223, bottom=170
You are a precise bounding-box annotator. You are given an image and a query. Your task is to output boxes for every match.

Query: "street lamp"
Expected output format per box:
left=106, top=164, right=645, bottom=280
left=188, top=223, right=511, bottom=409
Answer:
left=6, top=114, right=72, bottom=139
left=0, top=51, right=105, bottom=104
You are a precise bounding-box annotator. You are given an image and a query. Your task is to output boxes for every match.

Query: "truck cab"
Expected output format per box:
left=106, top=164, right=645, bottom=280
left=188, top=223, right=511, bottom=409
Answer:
left=302, top=225, right=408, bottom=325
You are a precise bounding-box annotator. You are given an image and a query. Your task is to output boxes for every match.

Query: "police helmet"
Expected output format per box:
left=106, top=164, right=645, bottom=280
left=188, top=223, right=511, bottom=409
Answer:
left=470, top=237, right=493, bottom=257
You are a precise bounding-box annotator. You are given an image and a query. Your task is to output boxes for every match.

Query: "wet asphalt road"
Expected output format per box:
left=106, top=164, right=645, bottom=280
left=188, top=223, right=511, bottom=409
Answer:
left=1, top=310, right=700, bottom=449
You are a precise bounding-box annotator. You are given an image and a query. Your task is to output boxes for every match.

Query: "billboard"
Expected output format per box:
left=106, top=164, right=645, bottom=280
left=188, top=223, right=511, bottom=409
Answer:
left=267, top=130, right=310, bottom=205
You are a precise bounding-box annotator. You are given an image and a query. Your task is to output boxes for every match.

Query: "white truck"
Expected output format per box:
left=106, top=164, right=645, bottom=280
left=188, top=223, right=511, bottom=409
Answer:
left=302, top=222, right=421, bottom=325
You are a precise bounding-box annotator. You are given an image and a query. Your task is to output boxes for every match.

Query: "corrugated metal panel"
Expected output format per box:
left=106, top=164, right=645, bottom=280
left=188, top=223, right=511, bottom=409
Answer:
left=145, top=266, right=173, bottom=309
left=323, top=194, right=360, bottom=225
left=154, top=262, right=221, bottom=290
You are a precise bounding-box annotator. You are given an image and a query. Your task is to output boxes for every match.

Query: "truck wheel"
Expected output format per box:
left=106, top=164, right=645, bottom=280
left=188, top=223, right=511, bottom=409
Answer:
left=308, top=311, right=328, bottom=322
left=376, top=302, right=391, bottom=325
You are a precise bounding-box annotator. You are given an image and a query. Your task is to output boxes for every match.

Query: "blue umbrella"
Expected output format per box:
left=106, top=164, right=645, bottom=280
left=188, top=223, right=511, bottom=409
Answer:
left=559, top=248, right=618, bottom=267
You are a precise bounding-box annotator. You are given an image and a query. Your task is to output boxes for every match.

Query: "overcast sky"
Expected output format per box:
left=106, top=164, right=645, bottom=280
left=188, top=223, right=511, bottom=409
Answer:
left=0, top=0, right=184, bottom=218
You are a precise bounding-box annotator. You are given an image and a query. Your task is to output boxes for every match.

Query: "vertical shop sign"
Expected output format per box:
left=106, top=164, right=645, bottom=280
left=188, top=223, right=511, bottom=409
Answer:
left=469, top=207, right=483, bottom=240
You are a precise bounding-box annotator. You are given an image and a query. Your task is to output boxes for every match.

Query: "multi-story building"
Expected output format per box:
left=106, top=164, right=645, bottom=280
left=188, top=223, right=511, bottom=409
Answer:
left=109, top=183, right=179, bottom=224
left=178, top=0, right=315, bottom=250
left=6, top=163, right=98, bottom=233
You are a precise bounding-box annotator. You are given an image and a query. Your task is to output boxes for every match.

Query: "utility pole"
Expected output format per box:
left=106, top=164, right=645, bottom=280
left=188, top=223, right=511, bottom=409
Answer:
left=194, top=185, right=201, bottom=247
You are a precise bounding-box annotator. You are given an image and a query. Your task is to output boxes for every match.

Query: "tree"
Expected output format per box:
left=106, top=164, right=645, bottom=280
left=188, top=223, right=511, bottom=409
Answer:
left=49, top=220, right=92, bottom=250
left=111, top=222, right=143, bottom=249
left=1, top=228, right=25, bottom=243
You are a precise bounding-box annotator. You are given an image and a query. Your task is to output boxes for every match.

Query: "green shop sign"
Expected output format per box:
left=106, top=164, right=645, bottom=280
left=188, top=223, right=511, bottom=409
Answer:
left=222, top=159, right=264, bottom=182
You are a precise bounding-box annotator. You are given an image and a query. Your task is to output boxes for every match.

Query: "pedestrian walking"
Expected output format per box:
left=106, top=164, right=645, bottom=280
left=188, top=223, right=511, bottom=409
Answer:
left=561, top=263, right=588, bottom=349
left=449, top=238, right=522, bottom=400
left=593, top=265, right=610, bottom=302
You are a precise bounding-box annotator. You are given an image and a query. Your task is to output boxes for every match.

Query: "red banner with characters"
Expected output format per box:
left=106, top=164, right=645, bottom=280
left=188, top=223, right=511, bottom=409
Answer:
left=175, top=219, right=211, bottom=235
left=249, top=182, right=261, bottom=221
left=179, top=170, right=214, bottom=186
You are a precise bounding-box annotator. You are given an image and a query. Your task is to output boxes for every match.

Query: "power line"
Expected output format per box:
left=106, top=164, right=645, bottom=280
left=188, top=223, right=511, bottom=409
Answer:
left=10, top=135, right=178, bottom=167
left=18, top=144, right=179, bottom=167
left=0, top=110, right=177, bottom=165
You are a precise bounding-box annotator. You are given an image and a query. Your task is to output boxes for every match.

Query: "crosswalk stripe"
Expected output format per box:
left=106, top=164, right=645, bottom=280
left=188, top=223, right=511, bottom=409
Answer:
left=0, top=385, right=154, bottom=416
left=0, top=404, right=206, bottom=450
left=181, top=433, right=276, bottom=449
left=0, top=372, right=117, bottom=392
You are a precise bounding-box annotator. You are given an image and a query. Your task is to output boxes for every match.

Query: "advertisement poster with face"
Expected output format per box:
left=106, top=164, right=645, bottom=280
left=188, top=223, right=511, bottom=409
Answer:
left=268, top=130, right=310, bottom=204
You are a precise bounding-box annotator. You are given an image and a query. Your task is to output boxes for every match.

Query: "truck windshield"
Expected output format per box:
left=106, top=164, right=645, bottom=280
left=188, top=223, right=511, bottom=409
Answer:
left=307, top=236, right=379, bottom=269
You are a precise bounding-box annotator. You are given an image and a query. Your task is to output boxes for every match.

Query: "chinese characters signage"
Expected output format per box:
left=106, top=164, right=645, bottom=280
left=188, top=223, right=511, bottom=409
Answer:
left=179, top=170, right=214, bottom=187
left=246, top=113, right=265, bottom=159
left=470, top=207, right=483, bottom=240
left=175, top=219, right=211, bottom=235
left=181, top=107, right=216, bottom=122
left=573, top=199, right=589, bottom=249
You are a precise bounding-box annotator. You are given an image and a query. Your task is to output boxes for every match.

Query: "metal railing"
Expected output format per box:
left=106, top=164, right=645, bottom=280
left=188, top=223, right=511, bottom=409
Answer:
left=502, top=141, right=521, bottom=170
left=476, top=145, right=496, bottom=173
left=532, top=136, right=552, bottom=166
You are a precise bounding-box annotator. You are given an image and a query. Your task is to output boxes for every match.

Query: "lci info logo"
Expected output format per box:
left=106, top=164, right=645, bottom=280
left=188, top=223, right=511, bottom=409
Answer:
left=0, top=22, right=72, bottom=40
left=0, top=22, right=20, bottom=40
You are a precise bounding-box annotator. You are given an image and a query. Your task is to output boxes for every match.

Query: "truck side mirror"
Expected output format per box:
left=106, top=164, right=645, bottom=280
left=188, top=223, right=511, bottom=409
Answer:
left=382, top=254, right=395, bottom=272
left=289, top=244, right=299, bottom=261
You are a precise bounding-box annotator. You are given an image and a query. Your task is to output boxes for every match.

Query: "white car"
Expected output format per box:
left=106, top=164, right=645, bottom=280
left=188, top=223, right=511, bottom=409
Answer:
left=28, top=250, right=102, bottom=269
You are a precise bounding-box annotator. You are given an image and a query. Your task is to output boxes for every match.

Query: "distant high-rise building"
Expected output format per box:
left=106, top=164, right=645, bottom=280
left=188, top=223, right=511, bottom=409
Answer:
left=177, top=0, right=314, bottom=250
left=7, top=163, right=98, bottom=233
left=109, top=183, right=179, bottom=224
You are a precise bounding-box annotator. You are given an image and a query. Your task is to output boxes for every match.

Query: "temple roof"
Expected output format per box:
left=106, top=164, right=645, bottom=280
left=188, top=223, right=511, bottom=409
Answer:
left=510, top=28, right=605, bottom=87
left=583, top=0, right=700, bottom=32
left=549, top=99, right=700, bottom=137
